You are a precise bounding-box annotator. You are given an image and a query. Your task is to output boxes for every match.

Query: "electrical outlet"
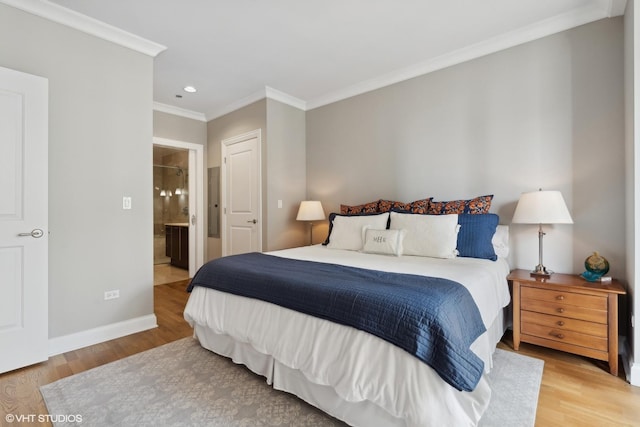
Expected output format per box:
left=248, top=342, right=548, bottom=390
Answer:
left=104, top=290, right=120, bottom=300
left=122, top=196, right=132, bottom=210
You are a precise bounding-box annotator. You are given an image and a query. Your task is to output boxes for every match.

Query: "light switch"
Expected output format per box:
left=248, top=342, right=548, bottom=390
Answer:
left=278, top=200, right=282, bottom=209
left=123, top=196, right=132, bottom=210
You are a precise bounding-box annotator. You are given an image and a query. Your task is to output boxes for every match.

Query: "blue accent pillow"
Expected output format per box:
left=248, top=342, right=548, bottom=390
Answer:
left=457, top=214, right=499, bottom=261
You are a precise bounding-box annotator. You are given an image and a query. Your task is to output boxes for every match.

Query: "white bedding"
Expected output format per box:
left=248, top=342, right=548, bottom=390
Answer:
left=184, top=245, right=511, bottom=427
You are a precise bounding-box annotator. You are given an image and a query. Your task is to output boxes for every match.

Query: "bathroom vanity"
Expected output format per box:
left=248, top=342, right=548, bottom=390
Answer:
left=165, top=223, right=189, bottom=269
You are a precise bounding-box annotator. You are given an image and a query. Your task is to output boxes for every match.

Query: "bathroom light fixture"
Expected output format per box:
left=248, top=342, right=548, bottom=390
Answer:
left=160, top=190, right=166, bottom=197
left=183, top=86, right=197, bottom=93
left=175, top=188, right=182, bottom=195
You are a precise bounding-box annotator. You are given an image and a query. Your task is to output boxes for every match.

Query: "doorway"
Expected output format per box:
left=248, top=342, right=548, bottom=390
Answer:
left=152, top=138, right=205, bottom=285
left=153, top=146, right=189, bottom=285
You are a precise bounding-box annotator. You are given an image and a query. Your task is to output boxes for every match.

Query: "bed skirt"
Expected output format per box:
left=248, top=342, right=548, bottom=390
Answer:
left=191, top=308, right=506, bottom=427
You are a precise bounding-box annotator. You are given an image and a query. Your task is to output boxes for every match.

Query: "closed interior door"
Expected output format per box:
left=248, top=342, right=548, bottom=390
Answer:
left=222, top=130, right=261, bottom=256
left=0, top=66, right=48, bottom=374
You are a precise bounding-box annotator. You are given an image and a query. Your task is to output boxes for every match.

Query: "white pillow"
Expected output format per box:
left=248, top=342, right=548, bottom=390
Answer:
left=362, top=228, right=406, bottom=256
left=327, top=213, right=389, bottom=251
left=492, top=225, right=510, bottom=258
left=389, top=212, right=459, bottom=258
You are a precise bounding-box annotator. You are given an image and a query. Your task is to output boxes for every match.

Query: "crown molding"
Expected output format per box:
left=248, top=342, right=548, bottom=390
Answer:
left=604, top=0, right=628, bottom=16
left=0, top=0, right=166, bottom=57
left=205, top=89, right=266, bottom=121
left=153, top=102, right=206, bottom=122
left=306, top=2, right=618, bottom=110
left=206, top=86, right=306, bottom=121
left=265, top=86, right=306, bottom=111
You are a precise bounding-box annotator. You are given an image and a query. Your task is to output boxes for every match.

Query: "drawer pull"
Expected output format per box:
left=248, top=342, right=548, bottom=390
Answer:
left=556, top=295, right=565, bottom=301
left=556, top=321, right=565, bottom=326
left=557, top=308, right=565, bottom=313
left=550, top=332, right=565, bottom=339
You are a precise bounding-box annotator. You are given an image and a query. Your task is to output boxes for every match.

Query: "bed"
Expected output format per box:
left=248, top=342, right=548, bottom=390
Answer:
left=184, top=206, right=511, bottom=427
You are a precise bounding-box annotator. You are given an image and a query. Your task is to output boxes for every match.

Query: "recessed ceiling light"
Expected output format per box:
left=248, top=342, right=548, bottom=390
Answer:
left=183, top=86, right=197, bottom=93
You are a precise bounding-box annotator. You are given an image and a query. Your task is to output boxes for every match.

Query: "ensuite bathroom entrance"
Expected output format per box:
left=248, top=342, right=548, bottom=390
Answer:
left=153, top=145, right=190, bottom=285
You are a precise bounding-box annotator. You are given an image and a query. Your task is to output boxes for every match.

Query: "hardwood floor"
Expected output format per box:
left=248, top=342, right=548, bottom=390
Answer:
left=498, top=332, right=640, bottom=427
left=0, top=280, right=192, bottom=427
left=1, top=280, right=638, bottom=426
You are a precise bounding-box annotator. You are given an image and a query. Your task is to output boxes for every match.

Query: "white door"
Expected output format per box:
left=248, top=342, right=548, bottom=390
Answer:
left=0, top=66, right=48, bottom=374
left=221, top=130, right=262, bottom=256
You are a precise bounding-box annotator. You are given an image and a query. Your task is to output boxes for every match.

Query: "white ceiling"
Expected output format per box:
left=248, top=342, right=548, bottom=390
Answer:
left=8, top=0, right=627, bottom=120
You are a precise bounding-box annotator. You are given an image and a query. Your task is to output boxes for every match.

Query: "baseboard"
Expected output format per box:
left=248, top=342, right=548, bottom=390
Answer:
left=48, top=314, right=158, bottom=357
left=629, top=363, right=640, bottom=386
left=628, top=357, right=640, bottom=387
left=621, top=336, right=640, bottom=387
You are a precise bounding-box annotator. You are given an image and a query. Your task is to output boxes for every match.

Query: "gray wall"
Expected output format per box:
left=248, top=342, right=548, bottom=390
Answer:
left=307, top=18, right=625, bottom=279
left=153, top=110, right=207, bottom=145
left=265, top=99, right=307, bottom=249
left=0, top=5, right=155, bottom=337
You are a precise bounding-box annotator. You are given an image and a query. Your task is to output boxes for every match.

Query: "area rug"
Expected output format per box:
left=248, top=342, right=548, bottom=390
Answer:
left=41, top=338, right=543, bottom=427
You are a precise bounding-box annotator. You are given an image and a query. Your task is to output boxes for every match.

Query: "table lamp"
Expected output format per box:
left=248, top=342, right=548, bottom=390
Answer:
left=296, top=201, right=325, bottom=245
left=512, top=189, right=573, bottom=278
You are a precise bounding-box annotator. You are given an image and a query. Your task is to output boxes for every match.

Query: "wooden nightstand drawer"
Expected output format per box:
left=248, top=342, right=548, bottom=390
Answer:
left=521, top=286, right=607, bottom=310
left=509, top=269, right=626, bottom=376
left=521, top=322, right=608, bottom=351
left=521, top=310, right=608, bottom=337
left=521, top=298, right=607, bottom=323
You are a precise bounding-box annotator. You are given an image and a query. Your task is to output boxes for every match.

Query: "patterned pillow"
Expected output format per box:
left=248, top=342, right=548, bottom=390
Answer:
left=427, top=195, right=493, bottom=215
left=378, top=198, right=432, bottom=214
left=340, top=200, right=379, bottom=215
left=409, top=198, right=431, bottom=214
left=378, top=199, right=411, bottom=213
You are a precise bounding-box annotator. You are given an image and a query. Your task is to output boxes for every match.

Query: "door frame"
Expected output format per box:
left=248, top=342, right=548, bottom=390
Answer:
left=153, top=137, right=204, bottom=276
left=221, top=129, right=262, bottom=256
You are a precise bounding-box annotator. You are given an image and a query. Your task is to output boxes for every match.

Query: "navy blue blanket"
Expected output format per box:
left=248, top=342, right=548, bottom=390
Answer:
left=188, top=252, right=486, bottom=391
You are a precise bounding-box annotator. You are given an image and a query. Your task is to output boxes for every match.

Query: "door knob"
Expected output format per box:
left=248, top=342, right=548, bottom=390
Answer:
left=18, top=228, right=44, bottom=238
left=247, top=219, right=257, bottom=224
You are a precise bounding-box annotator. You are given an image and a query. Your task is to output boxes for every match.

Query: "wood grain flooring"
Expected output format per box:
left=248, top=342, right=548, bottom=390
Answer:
left=1, top=280, right=638, bottom=426
left=0, top=280, right=192, bottom=427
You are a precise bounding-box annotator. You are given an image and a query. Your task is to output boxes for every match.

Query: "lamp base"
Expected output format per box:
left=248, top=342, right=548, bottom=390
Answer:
left=530, top=265, right=552, bottom=278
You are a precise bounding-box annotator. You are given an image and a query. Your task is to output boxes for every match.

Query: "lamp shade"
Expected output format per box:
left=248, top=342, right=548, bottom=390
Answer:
left=512, top=190, right=573, bottom=224
left=296, top=201, right=325, bottom=221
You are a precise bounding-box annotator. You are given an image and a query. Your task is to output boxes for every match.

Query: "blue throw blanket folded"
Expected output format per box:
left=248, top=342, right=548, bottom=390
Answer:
left=188, top=252, right=486, bottom=391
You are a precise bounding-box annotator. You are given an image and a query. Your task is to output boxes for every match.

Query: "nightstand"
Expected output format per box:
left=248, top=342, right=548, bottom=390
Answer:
left=508, top=269, right=626, bottom=376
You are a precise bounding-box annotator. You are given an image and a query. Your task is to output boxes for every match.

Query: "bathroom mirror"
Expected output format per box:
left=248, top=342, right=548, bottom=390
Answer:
left=208, top=167, right=220, bottom=238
